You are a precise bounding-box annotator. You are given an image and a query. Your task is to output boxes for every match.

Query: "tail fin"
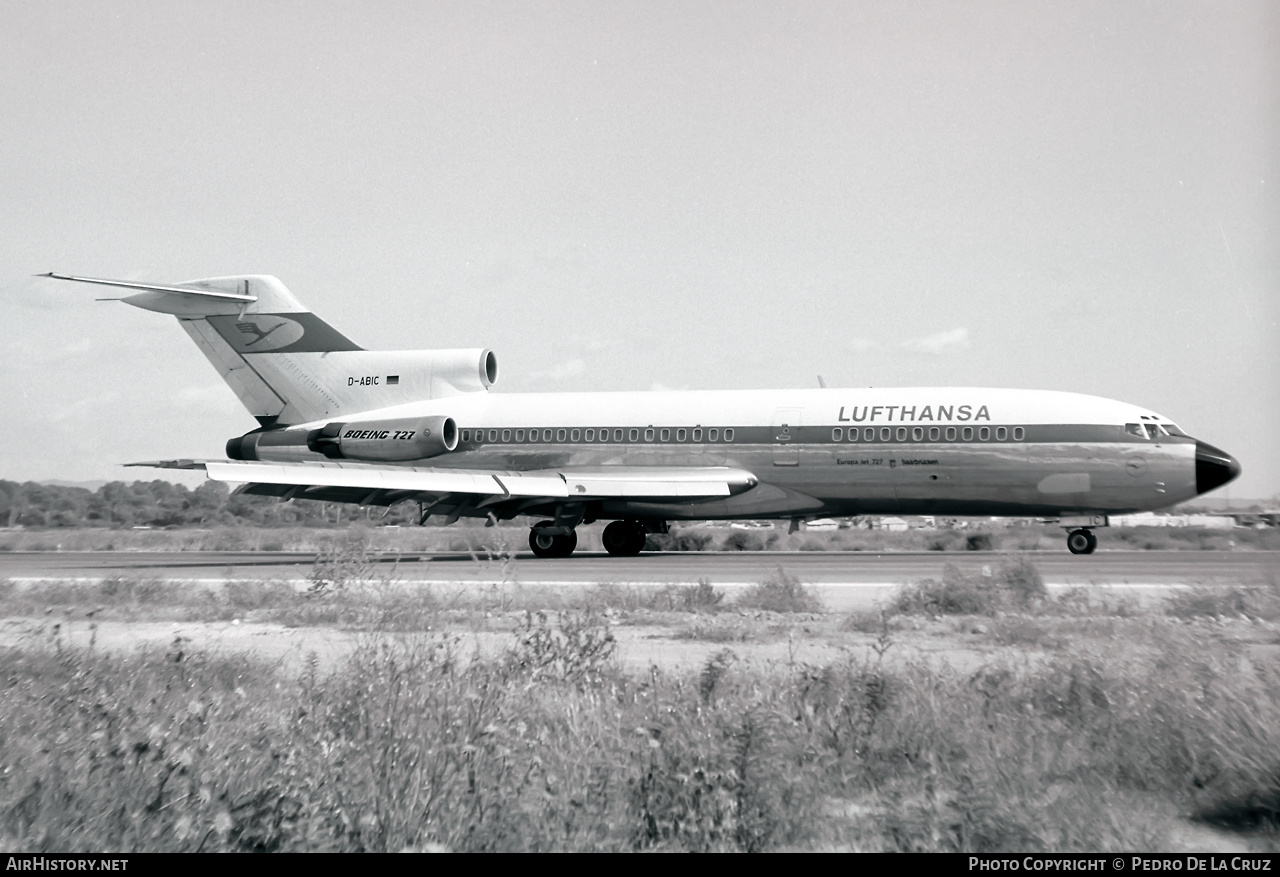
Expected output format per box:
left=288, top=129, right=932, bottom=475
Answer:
left=45, top=273, right=496, bottom=427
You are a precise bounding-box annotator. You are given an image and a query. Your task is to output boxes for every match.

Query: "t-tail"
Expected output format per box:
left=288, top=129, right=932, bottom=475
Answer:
left=42, top=273, right=497, bottom=427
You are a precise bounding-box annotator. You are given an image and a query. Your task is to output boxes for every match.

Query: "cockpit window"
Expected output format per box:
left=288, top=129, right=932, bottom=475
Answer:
left=1163, top=423, right=1187, bottom=437
left=1125, top=423, right=1145, bottom=438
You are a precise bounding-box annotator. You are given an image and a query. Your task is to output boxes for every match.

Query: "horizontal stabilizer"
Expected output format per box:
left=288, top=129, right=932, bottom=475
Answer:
left=40, top=272, right=257, bottom=302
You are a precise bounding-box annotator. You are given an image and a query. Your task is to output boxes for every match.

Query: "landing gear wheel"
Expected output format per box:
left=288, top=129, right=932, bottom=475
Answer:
left=602, top=520, right=647, bottom=557
left=529, top=521, right=578, bottom=558
left=1066, top=528, right=1096, bottom=555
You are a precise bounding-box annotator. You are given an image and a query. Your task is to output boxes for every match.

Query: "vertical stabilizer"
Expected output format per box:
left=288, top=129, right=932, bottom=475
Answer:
left=46, top=273, right=497, bottom=428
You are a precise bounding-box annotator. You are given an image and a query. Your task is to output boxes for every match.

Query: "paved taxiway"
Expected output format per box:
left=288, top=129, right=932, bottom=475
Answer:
left=2, top=550, right=1274, bottom=612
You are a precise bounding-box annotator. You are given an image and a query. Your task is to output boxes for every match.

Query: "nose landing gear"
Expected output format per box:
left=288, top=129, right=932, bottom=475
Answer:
left=1066, top=528, right=1098, bottom=555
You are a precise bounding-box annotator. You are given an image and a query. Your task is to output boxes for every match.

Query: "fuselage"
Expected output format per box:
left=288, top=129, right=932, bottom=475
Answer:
left=287, top=386, right=1235, bottom=521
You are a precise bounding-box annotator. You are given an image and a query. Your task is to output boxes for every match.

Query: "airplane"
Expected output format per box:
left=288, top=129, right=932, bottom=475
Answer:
left=43, top=272, right=1241, bottom=557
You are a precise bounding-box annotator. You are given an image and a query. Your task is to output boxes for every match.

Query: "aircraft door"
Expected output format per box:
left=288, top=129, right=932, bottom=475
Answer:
left=772, top=408, right=801, bottom=466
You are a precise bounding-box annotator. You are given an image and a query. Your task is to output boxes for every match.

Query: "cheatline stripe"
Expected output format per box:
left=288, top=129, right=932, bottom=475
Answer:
left=454, top=423, right=1193, bottom=450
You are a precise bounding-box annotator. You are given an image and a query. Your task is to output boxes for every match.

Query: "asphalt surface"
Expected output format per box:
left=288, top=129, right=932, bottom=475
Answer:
left=2, top=549, right=1274, bottom=586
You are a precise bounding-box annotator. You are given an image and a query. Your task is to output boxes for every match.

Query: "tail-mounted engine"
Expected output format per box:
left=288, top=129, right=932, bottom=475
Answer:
left=227, top=416, right=458, bottom=463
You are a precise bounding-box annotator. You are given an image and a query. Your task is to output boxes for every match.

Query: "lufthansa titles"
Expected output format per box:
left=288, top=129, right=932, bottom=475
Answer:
left=838, top=404, right=991, bottom=423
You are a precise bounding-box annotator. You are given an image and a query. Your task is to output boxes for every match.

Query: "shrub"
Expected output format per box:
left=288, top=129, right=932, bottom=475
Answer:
left=736, top=568, right=823, bottom=613
left=645, top=528, right=716, bottom=552
left=665, top=579, right=725, bottom=612
left=997, top=556, right=1047, bottom=605
left=506, top=609, right=617, bottom=687
left=721, top=531, right=766, bottom=551
left=841, top=608, right=889, bottom=634
left=926, top=531, right=965, bottom=552
left=671, top=619, right=753, bottom=642
left=965, top=533, right=995, bottom=551
left=578, top=582, right=723, bottom=614
left=1164, top=582, right=1280, bottom=622
left=893, top=565, right=994, bottom=616
left=308, top=534, right=377, bottom=594
left=628, top=670, right=819, bottom=852
left=893, top=558, right=1046, bottom=616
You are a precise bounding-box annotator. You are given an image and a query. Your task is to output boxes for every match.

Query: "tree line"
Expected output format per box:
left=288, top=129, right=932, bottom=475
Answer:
left=0, top=480, right=417, bottom=528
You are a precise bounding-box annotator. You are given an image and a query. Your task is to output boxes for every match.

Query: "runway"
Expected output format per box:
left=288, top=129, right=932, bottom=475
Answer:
left=2, top=550, right=1275, bottom=612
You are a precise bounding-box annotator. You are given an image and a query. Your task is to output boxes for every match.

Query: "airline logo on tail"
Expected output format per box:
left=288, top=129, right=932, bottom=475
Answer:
left=205, top=313, right=363, bottom=354
left=235, top=316, right=304, bottom=350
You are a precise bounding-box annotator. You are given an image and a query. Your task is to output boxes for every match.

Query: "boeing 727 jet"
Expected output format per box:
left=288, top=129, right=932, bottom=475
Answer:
left=45, top=272, right=1241, bottom=557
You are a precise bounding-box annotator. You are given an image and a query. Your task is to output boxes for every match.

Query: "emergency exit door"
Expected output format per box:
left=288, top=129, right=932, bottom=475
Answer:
left=772, top=408, right=801, bottom=466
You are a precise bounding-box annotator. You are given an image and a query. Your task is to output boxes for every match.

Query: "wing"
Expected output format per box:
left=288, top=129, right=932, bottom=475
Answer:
left=134, top=459, right=758, bottom=522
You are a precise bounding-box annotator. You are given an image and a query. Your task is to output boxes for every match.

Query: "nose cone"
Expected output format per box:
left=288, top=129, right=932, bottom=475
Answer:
left=1195, top=441, right=1242, bottom=495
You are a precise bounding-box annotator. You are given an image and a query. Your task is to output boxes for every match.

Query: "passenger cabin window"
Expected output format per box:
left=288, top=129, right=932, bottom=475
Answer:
left=613, top=429, right=624, bottom=442
left=1013, top=427, right=1024, bottom=440
left=725, top=428, right=734, bottom=441
left=584, top=429, right=594, bottom=442
left=945, top=427, right=956, bottom=441
left=979, top=427, right=990, bottom=441
left=515, top=429, right=524, bottom=442
left=896, top=427, right=907, bottom=441
left=644, top=428, right=655, bottom=441
left=692, top=428, right=702, bottom=441
left=677, top=428, right=686, bottom=441
left=929, top=427, right=940, bottom=441
left=848, top=429, right=858, bottom=442
left=501, top=429, right=511, bottom=442
left=996, top=427, right=1006, bottom=441
left=708, top=428, right=719, bottom=441
left=543, top=429, right=553, bottom=442
left=462, top=430, right=470, bottom=442
left=864, top=428, right=874, bottom=441
left=962, top=427, right=973, bottom=441
left=629, top=428, right=639, bottom=442
left=912, top=427, right=924, bottom=441
left=880, top=427, right=891, bottom=441
left=570, top=429, right=580, bottom=441
left=660, top=428, right=670, bottom=441
left=832, top=428, right=843, bottom=441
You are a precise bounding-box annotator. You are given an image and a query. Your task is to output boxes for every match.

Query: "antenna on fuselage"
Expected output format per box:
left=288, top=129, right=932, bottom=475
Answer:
left=817, top=375, right=827, bottom=389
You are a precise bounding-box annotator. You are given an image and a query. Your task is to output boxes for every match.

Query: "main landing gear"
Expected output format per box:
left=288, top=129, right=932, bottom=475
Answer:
left=1066, top=528, right=1098, bottom=555
left=526, top=519, right=651, bottom=558
left=528, top=521, right=578, bottom=558
left=602, top=520, right=647, bottom=557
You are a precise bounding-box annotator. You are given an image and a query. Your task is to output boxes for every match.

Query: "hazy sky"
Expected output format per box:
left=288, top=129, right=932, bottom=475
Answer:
left=2, top=1, right=1276, bottom=499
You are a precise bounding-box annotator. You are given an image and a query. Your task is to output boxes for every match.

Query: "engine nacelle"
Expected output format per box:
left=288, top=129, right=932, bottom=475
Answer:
left=310, top=416, right=458, bottom=462
left=227, top=415, right=458, bottom=463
